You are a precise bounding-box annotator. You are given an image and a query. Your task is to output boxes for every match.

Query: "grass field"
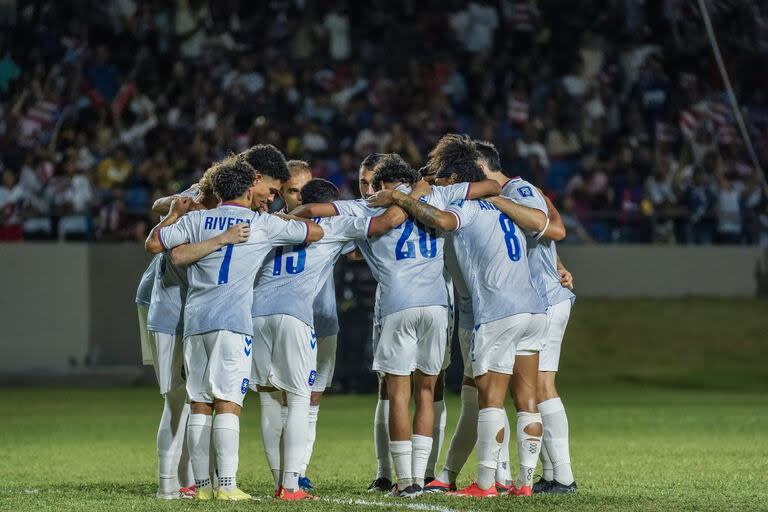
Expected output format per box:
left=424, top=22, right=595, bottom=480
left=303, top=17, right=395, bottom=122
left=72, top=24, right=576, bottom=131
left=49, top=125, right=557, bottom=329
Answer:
left=2, top=299, right=767, bottom=512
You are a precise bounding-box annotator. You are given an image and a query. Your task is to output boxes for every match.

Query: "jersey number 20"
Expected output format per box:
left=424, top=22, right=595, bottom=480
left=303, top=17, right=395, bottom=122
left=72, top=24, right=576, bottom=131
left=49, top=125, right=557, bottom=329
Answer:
left=395, top=219, right=437, bottom=260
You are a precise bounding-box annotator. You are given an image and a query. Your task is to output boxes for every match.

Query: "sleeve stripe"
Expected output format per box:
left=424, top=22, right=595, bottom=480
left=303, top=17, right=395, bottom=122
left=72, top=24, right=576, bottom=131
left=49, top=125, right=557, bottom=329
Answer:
left=302, top=222, right=310, bottom=244
left=331, top=202, right=340, bottom=215
left=366, top=218, right=374, bottom=238
left=464, top=183, right=472, bottom=200
left=157, top=228, right=167, bottom=250
left=449, top=211, right=461, bottom=231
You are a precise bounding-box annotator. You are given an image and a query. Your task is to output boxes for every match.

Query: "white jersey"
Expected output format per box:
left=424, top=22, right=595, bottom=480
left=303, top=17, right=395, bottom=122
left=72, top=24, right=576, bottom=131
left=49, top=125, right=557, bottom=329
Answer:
left=159, top=204, right=309, bottom=338
left=502, top=178, right=575, bottom=308
left=313, top=274, right=338, bottom=337
left=146, top=254, right=188, bottom=335
left=135, top=254, right=160, bottom=306
left=333, top=183, right=469, bottom=318
left=444, top=231, right=475, bottom=330
left=446, top=198, right=545, bottom=325
left=252, top=216, right=369, bottom=328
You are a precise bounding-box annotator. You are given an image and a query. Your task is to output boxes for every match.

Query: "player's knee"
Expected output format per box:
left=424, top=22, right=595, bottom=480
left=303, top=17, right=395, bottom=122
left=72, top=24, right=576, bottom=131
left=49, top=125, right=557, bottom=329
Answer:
left=523, top=421, right=543, bottom=437
left=190, top=401, right=213, bottom=415
left=310, top=391, right=323, bottom=406
left=213, top=400, right=241, bottom=416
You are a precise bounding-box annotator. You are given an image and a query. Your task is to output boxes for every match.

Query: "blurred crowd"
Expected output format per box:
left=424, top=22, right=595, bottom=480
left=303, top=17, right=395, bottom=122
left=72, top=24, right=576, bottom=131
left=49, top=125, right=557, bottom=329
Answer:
left=0, top=0, right=767, bottom=245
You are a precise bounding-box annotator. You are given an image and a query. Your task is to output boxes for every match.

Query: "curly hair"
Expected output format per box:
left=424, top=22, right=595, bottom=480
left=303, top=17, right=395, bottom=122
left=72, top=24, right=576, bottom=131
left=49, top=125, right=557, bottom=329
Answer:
left=427, top=134, right=479, bottom=176
left=212, top=159, right=256, bottom=201
left=197, top=155, right=237, bottom=198
left=300, top=178, right=340, bottom=204
left=435, top=156, right=485, bottom=184
left=240, top=144, right=290, bottom=182
left=361, top=153, right=385, bottom=170
left=372, top=154, right=420, bottom=190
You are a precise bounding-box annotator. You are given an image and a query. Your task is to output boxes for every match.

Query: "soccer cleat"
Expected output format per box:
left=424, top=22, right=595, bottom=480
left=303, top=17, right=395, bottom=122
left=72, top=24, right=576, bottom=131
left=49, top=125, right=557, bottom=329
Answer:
left=194, top=487, right=215, bottom=501
left=446, top=482, right=498, bottom=498
left=532, top=478, right=553, bottom=493
left=367, top=477, right=393, bottom=492
left=298, top=476, right=314, bottom=491
left=495, top=481, right=512, bottom=493
left=424, top=476, right=435, bottom=486
left=506, top=483, right=533, bottom=497
left=179, top=485, right=196, bottom=498
left=423, top=478, right=457, bottom=493
left=389, top=483, right=423, bottom=498
left=542, top=480, right=578, bottom=494
left=277, top=487, right=318, bottom=500
left=215, top=487, right=252, bottom=500
left=156, top=491, right=184, bottom=500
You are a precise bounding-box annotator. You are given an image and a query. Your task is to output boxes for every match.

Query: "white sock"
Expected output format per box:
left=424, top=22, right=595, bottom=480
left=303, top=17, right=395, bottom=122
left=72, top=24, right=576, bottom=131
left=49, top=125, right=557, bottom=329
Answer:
left=213, top=413, right=240, bottom=491
left=516, top=411, right=543, bottom=487
left=259, top=391, right=283, bottom=491
left=390, top=440, right=413, bottom=489
left=209, top=428, right=218, bottom=489
left=186, top=413, right=212, bottom=489
left=539, top=397, right=574, bottom=485
left=439, top=385, right=478, bottom=484
left=476, top=407, right=505, bottom=490
left=540, top=441, right=554, bottom=481
left=374, top=399, right=392, bottom=480
left=495, top=411, right=512, bottom=485
left=411, top=434, right=432, bottom=487
left=283, top=392, right=310, bottom=492
left=426, top=401, right=446, bottom=479
left=177, top=402, right=194, bottom=488
left=157, top=388, right=187, bottom=495
left=302, top=404, right=319, bottom=475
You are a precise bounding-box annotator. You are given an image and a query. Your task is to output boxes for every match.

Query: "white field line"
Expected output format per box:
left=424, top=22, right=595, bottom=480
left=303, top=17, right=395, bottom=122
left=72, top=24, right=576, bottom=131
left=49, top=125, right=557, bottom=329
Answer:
left=324, top=496, right=467, bottom=512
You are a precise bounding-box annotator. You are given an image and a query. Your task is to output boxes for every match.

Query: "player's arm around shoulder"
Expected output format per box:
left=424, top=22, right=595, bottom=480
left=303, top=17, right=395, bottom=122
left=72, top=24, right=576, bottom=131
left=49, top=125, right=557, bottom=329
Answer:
left=169, top=222, right=251, bottom=266
left=392, top=189, right=459, bottom=232
left=145, top=197, right=194, bottom=254
left=273, top=212, right=324, bottom=243
left=487, top=194, right=548, bottom=236
left=465, top=179, right=502, bottom=200
left=540, top=191, right=566, bottom=241
left=290, top=202, right=339, bottom=218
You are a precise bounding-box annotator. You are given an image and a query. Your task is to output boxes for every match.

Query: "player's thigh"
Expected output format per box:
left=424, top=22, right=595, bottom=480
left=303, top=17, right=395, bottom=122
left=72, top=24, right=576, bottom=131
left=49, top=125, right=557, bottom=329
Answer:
left=441, top=305, right=454, bottom=371
left=250, top=315, right=275, bottom=389
left=539, top=300, right=572, bottom=372
left=458, top=327, right=474, bottom=379
left=472, top=314, right=532, bottom=378
left=415, top=306, right=449, bottom=376
left=373, top=309, right=420, bottom=376
left=184, top=334, right=212, bottom=403
left=207, top=330, right=252, bottom=406
left=270, top=316, right=316, bottom=397
left=150, top=331, right=183, bottom=395
left=313, top=335, right=337, bottom=392
left=516, top=312, right=548, bottom=355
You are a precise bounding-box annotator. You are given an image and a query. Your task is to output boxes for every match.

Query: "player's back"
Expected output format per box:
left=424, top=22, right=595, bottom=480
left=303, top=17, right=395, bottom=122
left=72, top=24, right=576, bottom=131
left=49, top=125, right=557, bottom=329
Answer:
left=146, top=253, right=188, bottom=335
left=502, top=177, right=575, bottom=307
left=251, top=215, right=368, bottom=328
left=161, top=204, right=309, bottom=338
left=447, top=198, right=545, bottom=324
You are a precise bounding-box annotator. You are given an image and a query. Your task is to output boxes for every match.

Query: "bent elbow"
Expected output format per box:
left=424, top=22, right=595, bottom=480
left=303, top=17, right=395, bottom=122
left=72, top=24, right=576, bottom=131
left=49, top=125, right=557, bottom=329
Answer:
left=488, top=181, right=502, bottom=196
left=306, top=224, right=324, bottom=243
left=547, top=225, right=566, bottom=241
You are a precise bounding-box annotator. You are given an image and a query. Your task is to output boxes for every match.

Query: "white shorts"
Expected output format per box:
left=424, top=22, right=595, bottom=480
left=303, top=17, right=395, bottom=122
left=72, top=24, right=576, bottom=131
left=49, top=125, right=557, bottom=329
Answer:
left=373, top=306, right=449, bottom=377
left=313, top=335, right=337, bottom=392
left=517, top=313, right=548, bottom=355
left=184, top=330, right=252, bottom=406
left=251, top=315, right=316, bottom=398
left=539, top=300, right=572, bottom=372
left=441, top=306, right=454, bottom=371
left=148, top=330, right=185, bottom=395
left=137, top=304, right=153, bottom=366
left=470, top=313, right=546, bottom=378
left=458, top=326, right=473, bottom=379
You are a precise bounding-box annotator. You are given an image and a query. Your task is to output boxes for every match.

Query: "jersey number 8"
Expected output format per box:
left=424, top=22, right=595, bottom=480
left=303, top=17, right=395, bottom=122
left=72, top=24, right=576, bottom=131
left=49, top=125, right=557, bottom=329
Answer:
left=498, top=213, right=521, bottom=261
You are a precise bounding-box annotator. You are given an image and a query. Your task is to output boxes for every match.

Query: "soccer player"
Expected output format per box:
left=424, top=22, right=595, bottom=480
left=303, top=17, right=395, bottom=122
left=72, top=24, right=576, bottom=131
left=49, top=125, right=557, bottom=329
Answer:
left=145, top=151, right=323, bottom=501
left=252, top=177, right=402, bottom=500
left=135, top=163, right=225, bottom=499
left=369, top=156, right=548, bottom=498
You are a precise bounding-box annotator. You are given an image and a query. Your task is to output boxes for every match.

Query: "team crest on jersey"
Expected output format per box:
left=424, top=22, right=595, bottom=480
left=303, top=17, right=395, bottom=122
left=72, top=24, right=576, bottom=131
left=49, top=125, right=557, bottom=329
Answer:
left=308, top=370, right=317, bottom=386
left=518, top=186, right=533, bottom=197
left=240, top=378, right=249, bottom=394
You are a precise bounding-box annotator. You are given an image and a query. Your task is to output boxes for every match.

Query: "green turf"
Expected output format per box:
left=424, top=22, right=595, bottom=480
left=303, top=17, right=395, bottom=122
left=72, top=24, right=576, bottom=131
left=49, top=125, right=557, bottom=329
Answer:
left=1, top=298, right=767, bottom=511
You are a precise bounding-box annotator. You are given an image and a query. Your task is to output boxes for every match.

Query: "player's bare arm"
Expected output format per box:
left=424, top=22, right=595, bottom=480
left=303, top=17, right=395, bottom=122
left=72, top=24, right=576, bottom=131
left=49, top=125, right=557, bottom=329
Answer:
left=487, top=195, right=548, bottom=235
left=145, top=197, right=193, bottom=254
left=367, top=205, right=408, bottom=237
left=466, top=179, right=502, bottom=199
left=169, top=223, right=251, bottom=266
left=389, top=190, right=458, bottom=232
left=557, top=255, right=574, bottom=290
left=541, top=192, right=566, bottom=241
left=289, top=203, right=338, bottom=218
left=275, top=213, right=325, bottom=242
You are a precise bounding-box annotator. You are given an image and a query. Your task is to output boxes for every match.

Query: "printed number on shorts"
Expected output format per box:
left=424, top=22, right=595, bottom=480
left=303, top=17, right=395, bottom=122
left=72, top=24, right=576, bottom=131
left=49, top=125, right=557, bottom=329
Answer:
left=498, top=213, right=521, bottom=262
left=394, top=219, right=437, bottom=260
left=273, top=245, right=306, bottom=275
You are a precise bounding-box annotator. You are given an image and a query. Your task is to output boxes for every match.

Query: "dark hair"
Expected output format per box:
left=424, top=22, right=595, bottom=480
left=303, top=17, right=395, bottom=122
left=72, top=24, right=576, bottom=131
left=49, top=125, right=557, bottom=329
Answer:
left=436, top=157, right=485, bottom=184
left=428, top=134, right=478, bottom=175
left=212, top=159, right=256, bottom=201
left=241, top=144, right=290, bottom=182
left=300, top=178, right=339, bottom=204
left=474, top=140, right=501, bottom=172
left=372, top=154, right=420, bottom=190
left=361, top=153, right=385, bottom=169
left=419, top=164, right=436, bottom=178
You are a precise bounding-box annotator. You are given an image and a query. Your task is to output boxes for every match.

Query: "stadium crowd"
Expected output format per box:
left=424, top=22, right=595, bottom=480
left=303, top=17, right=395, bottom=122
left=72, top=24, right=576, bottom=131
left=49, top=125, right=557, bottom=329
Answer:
left=0, top=0, right=767, bottom=244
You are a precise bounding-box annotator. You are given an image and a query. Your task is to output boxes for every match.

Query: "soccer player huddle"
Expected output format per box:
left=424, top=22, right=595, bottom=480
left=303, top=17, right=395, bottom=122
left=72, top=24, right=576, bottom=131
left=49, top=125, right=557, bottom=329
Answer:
left=135, top=135, right=577, bottom=501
